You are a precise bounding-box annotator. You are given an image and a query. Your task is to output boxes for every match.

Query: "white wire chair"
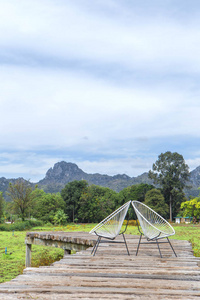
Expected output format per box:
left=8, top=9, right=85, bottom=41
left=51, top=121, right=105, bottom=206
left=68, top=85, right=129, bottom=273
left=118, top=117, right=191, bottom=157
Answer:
left=131, top=200, right=177, bottom=258
left=89, top=201, right=131, bottom=256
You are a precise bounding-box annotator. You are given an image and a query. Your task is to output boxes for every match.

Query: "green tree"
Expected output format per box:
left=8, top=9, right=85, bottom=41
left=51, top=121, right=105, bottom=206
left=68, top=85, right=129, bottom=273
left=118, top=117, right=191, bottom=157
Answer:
left=53, top=209, right=68, bottom=225
left=181, top=197, right=200, bottom=223
left=119, top=183, right=154, bottom=204
left=0, top=192, right=5, bottom=221
left=119, top=183, right=154, bottom=219
left=61, top=180, right=88, bottom=222
left=32, top=189, right=65, bottom=223
left=144, top=188, right=169, bottom=218
left=7, top=179, right=35, bottom=221
left=148, top=151, right=190, bottom=222
left=78, top=185, right=117, bottom=223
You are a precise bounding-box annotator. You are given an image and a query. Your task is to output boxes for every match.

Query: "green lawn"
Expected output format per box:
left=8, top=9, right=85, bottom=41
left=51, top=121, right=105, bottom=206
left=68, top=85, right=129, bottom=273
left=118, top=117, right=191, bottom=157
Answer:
left=0, top=223, right=199, bottom=284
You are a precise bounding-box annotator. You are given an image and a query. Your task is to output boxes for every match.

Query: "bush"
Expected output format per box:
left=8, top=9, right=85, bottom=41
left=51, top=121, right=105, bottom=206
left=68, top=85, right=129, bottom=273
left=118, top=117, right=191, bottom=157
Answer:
left=123, top=219, right=140, bottom=226
left=0, top=217, right=5, bottom=224
left=0, top=220, right=43, bottom=231
left=44, top=222, right=53, bottom=227
left=53, top=210, right=68, bottom=225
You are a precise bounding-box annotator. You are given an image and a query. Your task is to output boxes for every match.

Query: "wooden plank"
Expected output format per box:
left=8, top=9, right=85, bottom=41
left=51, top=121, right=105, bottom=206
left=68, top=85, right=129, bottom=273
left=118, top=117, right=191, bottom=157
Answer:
left=25, top=231, right=95, bottom=267
left=0, top=232, right=199, bottom=299
left=25, top=243, right=31, bottom=268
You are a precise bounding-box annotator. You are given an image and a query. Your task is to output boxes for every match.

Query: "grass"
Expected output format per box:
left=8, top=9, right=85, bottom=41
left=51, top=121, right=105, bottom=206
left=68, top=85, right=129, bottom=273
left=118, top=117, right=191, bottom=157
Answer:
left=170, top=224, right=200, bottom=257
left=0, top=223, right=199, bottom=284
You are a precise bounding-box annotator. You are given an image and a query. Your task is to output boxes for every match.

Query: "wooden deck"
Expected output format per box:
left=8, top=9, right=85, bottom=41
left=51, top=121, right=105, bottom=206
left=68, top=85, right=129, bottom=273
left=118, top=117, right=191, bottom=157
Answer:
left=0, top=232, right=200, bottom=299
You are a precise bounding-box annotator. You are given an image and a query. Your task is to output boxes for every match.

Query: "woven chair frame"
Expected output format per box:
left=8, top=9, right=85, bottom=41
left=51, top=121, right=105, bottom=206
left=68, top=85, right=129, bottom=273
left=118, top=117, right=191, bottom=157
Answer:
left=132, top=200, right=177, bottom=258
left=90, top=201, right=131, bottom=256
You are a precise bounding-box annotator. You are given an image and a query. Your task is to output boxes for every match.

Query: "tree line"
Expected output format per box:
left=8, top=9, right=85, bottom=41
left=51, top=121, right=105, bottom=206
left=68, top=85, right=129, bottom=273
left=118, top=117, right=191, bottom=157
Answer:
left=0, top=151, right=199, bottom=225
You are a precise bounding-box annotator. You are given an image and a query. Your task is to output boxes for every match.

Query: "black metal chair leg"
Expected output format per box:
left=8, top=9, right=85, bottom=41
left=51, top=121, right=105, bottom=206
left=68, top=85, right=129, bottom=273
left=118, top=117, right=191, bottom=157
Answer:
left=122, top=233, right=130, bottom=255
left=167, top=237, right=177, bottom=257
left=91, top=236, right=99, bottom=255
left=156, top=239, right=162, bottom=258
left=92, top=236, right=101, bottom=256
left=136, top=234, right=142, bottom=256
left=91, top=240, right=97, bottom=255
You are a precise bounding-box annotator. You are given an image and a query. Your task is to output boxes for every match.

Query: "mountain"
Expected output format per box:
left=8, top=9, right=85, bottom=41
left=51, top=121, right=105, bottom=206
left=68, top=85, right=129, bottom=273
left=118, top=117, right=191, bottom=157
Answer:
left=189, top=166, right=200, bottom=187
left=0, top=177, right=33, bottom=201
left=1, top=161, right=200, bottom=200
left=37, top=161, right=154, bottom=193
left=185, top=166, right=200, bottom=198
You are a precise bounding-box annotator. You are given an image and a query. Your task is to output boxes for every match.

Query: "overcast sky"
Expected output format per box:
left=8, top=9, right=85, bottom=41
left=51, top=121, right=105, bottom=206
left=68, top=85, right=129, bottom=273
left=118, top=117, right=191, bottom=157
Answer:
left=0, top=0, right=200, bottom=182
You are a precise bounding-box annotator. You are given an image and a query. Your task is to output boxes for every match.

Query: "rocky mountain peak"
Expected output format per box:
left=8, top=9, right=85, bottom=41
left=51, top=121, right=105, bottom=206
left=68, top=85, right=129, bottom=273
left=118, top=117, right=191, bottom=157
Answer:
left=40, top=161, right=86, bottom=185
left=189, top=166, right=200, bottom=187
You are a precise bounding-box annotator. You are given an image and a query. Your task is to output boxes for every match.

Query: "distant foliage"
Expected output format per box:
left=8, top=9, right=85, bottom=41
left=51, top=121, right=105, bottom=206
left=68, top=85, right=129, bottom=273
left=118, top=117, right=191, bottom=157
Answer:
left=53, top=209, right=68, bottom=225
left=181, top=196, right=200, bottom=223
left=0, top=219, right=43, bottom=231
left=31, top=189, right=65, bottom=223
left=78, top=185, right=117, bottom=223
left=148, top=151, right=190, bottom=221
left=144, top=188, right=169, bottom=218
left=2, top=173, right=191, bottom=225
left=118, top=183, right=155, bottom=219
left=0, top=192, right=5, bottom=221
left=61, top=180, right=88, bottom=222
left=7, top=179, right=35, bottom=221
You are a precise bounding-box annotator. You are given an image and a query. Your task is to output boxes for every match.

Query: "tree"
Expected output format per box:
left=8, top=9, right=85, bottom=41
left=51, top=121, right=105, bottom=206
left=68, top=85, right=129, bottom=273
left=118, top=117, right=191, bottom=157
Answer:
left=53, top=209, right=68, bottom=225
left=148, top=151, right=190, bottom=222
left=7, top=179, right=35, bottom=221
left=144, top=189, right=169, bottom=218
left=119, top=183, right=154, bottom=205
left=61, top=180, right=88, bottom=222
left=78, top=185, right=117, bottom=223
left=31, top=189, right=65, bottom=223
left=181, top=197, right=200, bottom=223
left=119, top=183, right=154, bottom=219
left=0, top=192, right=5, bottom=221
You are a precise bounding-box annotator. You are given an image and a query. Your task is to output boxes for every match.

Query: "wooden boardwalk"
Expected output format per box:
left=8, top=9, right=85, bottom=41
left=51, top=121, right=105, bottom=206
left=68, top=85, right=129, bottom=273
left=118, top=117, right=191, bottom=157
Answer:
left=0, top=232, right=200, bottom=299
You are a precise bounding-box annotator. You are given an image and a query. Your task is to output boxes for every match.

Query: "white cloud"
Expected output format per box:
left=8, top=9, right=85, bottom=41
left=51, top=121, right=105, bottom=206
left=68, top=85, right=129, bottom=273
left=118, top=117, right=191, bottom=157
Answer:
left=1, top=0, right=200, bottom=73
left=0, top=63, right=200, bottom=153
left=78, top=157, right=154, bottom=177
left=186, top=158, right=200, bottom=172
left=0, top=1, right=200, bottom=180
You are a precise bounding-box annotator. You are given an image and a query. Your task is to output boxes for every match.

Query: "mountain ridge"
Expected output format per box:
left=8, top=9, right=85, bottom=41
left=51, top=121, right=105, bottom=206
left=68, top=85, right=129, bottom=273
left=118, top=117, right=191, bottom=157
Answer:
left=37, top=161, right=153, bottom=192
left=1, top=161, right=200, bottom=199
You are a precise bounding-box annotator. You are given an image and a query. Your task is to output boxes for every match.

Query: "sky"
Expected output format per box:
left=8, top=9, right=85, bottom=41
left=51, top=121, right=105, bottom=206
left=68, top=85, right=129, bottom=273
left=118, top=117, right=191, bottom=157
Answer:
left=1, top=0, right=200, bottom=182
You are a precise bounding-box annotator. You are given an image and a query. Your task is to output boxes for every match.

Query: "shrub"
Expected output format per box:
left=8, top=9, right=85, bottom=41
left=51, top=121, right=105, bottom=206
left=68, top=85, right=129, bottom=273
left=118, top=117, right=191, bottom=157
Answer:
left=0, top=220, right=43, bottom=231
left=123, top=219, right=140, bottom=226
left=53, top=210, right=68, bottom=225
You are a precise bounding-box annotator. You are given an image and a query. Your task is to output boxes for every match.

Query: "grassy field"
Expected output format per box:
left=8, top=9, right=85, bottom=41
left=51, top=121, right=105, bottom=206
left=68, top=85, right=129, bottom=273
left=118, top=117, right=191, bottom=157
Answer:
left=0, top=223, right=199, bottom=284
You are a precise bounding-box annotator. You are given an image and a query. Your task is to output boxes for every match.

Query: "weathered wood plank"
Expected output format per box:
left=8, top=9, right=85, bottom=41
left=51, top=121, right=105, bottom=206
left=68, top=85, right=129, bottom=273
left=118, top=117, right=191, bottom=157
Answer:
left=25, top=231, right=95, bottom=267
left=0, top=293, right=198, bottom=300
left=0, top=232, right=199, bottom=299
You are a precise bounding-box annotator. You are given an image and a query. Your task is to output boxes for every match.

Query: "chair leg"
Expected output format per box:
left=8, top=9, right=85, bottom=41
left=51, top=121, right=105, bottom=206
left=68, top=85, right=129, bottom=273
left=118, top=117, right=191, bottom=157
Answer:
left=91, top=243, right=96, bottom=255
left=91, top=237, right=99, bottom=255
left=167, top=237, right=177, bottom=257
left=92, top=236, right=101, bottom=256
left=122, top=233, right=130, bottom=255
left=136, top=234, right=142, bottom=256
left=156, top=239, right=162, bottom=258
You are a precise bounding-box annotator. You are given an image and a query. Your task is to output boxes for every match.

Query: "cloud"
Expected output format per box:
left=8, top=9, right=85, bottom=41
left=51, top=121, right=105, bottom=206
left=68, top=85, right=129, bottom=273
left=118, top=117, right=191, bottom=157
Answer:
left=0, top=1, right=200, bottom=180
left=0, top=63, right=200, bottom=158
left=78, top=157, right=154, bottom=177
left=1, top=0, right=200, bottom=73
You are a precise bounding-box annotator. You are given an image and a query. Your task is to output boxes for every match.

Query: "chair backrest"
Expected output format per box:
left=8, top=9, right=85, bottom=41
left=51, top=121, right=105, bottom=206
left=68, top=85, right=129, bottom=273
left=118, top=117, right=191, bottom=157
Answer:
left=132, top=201, right=175, bottom=240
left=89, top=201, right=131, bottom=239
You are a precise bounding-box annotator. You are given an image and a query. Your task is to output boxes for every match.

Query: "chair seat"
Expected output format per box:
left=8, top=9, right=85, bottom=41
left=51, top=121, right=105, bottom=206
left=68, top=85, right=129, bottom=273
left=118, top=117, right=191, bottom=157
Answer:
left=132, top=200, right=176, bottom=257
left=89, top=201, right=131, bottom=255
